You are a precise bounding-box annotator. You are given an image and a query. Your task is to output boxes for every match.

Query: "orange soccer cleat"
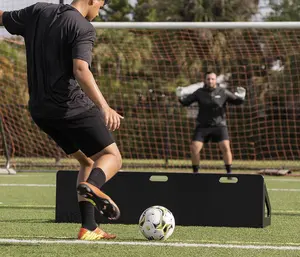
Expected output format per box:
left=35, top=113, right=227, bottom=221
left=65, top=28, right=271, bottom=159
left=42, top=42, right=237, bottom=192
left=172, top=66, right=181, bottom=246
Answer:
left=78, top=227, right=117, bottom=240
left=77, top=182, right=120, bottom=220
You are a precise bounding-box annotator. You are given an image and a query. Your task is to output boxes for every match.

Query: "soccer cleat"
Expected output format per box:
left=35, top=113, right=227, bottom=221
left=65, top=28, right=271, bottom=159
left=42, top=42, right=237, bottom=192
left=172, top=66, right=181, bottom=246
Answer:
left=78, top=227, right=116, bottom=240
left=77, top=182, right=121, bottom=220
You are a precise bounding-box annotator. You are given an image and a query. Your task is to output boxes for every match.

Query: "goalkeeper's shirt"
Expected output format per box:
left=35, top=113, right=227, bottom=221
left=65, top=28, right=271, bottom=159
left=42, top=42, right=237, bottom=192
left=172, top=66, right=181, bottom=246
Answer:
left=179, top=85, right=244, bottom=128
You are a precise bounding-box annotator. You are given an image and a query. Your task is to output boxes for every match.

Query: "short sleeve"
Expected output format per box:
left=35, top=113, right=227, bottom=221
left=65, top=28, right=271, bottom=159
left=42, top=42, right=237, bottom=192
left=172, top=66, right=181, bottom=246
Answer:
left=72, top=27, right=96, bottom=67
left=2, top=4, right=36, bottom=36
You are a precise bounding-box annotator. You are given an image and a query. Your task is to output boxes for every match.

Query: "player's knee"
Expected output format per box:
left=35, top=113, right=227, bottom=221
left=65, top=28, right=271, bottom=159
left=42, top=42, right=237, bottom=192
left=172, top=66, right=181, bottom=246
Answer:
left=220, top=145, right=231, bottom=154
left=190, top=143, right=199, bottom=154
left=80, top=158, right=94, bottom=169
left=114, top=151, right=122, bottom=171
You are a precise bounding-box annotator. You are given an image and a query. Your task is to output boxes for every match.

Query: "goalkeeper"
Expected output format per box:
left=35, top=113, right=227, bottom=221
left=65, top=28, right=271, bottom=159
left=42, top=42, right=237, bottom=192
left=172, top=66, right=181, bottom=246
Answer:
left=0, top=0, right=122, bottom=240
left=177, top=72, right=246, bottom=174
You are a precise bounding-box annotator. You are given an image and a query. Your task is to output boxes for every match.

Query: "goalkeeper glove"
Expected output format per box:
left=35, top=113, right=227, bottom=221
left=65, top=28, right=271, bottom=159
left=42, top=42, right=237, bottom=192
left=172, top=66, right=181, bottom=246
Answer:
left=234, top=87, right=246, bottom=100
left=176, top=87, right=183, bottom=97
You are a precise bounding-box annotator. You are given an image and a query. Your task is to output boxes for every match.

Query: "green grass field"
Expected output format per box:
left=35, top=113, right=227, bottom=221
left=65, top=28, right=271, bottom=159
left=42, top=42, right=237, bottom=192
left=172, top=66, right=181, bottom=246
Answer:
left=0, top=172, right=300, bottom=257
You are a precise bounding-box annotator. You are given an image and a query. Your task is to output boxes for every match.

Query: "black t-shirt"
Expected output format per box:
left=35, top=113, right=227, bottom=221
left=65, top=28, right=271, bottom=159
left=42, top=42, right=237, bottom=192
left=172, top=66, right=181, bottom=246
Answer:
left=3, top=3, right=95, bottom=118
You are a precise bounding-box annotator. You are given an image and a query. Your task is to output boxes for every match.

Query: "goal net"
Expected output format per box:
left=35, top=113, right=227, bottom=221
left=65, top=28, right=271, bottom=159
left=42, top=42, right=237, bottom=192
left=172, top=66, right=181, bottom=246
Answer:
left=1, top=22, right=300, bottom=171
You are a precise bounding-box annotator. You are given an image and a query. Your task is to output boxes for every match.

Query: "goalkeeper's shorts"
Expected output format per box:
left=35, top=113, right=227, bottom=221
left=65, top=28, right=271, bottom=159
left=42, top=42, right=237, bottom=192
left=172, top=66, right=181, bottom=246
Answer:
left=192, top=126, right=229, bottom=143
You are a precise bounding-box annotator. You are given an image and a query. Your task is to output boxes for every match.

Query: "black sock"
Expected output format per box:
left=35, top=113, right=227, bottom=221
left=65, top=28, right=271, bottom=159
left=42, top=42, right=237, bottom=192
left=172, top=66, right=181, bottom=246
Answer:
left=192, top=165, right=199, bottom=173
left=87, top=167, right=106, bottom=189
left=225, top=164, right=232, bottom=174
left=79, top=201, right=97, bottom=231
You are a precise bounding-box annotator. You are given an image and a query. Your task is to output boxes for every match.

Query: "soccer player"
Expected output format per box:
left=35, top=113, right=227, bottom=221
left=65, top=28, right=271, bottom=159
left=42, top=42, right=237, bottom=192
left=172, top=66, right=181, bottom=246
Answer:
left=177, top=72, right=246, bottom=174
left=0, top=0, right=123, bottom=240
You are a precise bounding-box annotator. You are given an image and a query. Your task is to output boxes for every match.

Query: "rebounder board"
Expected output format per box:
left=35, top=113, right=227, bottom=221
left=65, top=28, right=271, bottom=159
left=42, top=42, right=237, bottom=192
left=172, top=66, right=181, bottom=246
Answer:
left=56, top=171, right=271, bottom=228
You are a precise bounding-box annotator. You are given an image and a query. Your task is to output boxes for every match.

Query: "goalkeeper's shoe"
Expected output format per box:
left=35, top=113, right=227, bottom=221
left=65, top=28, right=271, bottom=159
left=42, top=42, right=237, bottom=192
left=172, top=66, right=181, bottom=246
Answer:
left=78, top=227, right=116, bottom=240
left=77, top=182, right=121, bottom=220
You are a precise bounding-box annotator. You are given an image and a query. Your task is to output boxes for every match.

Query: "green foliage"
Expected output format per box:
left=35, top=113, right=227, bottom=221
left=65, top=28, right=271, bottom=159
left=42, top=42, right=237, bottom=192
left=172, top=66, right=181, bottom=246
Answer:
left=265, top=0, right=300, bottom=21
left=134, top=0, right=259, bottom=22
left=97, top=0, right=134, bottom=21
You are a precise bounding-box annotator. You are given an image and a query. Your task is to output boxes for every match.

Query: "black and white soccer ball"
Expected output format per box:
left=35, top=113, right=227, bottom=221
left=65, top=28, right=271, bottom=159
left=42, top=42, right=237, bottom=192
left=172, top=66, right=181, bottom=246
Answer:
left=138, top=205, right=175, bottom=240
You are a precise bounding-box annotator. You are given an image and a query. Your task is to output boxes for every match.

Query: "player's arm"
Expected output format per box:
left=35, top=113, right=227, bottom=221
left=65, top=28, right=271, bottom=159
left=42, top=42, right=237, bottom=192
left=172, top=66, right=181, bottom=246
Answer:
left=0, top=10, right=3, bottom=26
left=71, top=27, right=123, bottom=131
left=225, top=87, right=246, bottom=105
left=176, top=90, right=198, bottom=106
left=177, top=91, right=198, bottom=106
left=73, top=59, right=123, bottom=131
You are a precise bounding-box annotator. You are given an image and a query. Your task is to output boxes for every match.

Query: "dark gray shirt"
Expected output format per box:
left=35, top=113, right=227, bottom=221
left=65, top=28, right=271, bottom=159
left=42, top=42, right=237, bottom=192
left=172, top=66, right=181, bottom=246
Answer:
left=179, top=85, right=244, bottom=127
left=3, top=3, right=95, bottom=118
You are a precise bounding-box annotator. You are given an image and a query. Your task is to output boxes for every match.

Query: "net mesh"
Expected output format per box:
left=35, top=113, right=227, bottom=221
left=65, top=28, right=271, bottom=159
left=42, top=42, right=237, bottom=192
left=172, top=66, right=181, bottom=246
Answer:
left=1, top=25, right=300, bottom=170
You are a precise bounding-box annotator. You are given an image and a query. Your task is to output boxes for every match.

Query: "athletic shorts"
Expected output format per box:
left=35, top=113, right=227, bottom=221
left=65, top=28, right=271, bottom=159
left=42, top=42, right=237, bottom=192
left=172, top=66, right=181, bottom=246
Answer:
left=192, top=126, right=229, bottom=143
left=32, top=106, right=115, bottom=157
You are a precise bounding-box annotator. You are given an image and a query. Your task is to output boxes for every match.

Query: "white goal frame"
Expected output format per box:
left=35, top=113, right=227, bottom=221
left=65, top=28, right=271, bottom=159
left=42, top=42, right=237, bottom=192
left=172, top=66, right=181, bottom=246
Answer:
left=92, top=21, right=300, bottom=29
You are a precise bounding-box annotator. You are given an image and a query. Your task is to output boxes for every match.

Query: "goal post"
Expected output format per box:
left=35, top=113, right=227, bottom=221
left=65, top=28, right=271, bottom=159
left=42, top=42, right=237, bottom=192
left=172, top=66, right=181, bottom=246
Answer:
left=1, top=22, right=300, bottom=171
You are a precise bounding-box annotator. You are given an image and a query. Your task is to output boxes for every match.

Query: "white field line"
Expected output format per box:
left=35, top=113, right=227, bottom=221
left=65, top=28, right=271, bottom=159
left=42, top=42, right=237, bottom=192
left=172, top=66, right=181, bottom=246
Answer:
left=269, top=189, right=300, bottom=192
left=265, top=178, right=300, bottom=182
left=0, top=184, right=55, bottom=187
left=0, top=238, right=300, bottom=251
left=0, top=183, right=299, bottom=192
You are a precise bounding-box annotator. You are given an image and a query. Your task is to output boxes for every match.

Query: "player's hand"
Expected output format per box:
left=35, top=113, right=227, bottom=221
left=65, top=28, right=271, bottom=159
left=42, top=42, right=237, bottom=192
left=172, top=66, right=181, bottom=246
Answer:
left=234, top=87, right=246, bottom=99
left=101, top=107, right=124, bottom=131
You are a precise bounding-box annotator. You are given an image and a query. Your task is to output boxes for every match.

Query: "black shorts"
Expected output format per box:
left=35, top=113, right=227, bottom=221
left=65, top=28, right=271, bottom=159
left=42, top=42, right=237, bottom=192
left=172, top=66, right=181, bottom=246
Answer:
left=32, top=106, right=115, bottom=157
left=192, top=126, right=229, bottom=143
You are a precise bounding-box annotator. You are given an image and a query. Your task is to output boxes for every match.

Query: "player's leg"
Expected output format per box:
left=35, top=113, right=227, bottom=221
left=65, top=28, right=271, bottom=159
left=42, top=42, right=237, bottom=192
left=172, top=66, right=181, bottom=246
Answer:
left=190, top=141, right=204, bottom=173
left=32, top=113, right=117, bottom=240
left=70, top=151, right=101, bottom=236
left=191, top=126, right=208, bottom=173
left=72, top=149, right=118, bottom=240
left=218, top=140, right=232, bottom=174
left=68, top=107, right=121, bottom=220
left=77, top=143, right=122, bottom=221
left=31, top=117, right=102, bottom=238
left=211, top=127, right=232, bottom=174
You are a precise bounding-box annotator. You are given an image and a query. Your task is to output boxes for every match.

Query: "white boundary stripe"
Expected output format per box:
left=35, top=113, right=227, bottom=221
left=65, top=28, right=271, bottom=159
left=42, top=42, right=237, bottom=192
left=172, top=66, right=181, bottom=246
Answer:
left=0, top=238, right=300, bottom=251
left=265, top=178, right=300, bottom=182
left=0, top=184, right=55, bottom=187
left=270, top=189, right=300, bottom=192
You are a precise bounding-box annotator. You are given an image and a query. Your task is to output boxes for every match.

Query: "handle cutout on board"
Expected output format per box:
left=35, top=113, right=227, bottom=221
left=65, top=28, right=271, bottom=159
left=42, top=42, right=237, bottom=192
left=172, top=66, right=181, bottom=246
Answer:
left=149, top=175, right=169, bottom=182
left=219, top=177, right=238, bottom=184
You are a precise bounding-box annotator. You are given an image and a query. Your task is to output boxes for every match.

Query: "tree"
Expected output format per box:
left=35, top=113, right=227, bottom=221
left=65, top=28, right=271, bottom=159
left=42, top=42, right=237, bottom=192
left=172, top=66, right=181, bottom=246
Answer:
left=134, top=0, right=259, bottom=22
left=265, top=0, right=300, bottom=21
left=97, top=0, right=134, bottom=21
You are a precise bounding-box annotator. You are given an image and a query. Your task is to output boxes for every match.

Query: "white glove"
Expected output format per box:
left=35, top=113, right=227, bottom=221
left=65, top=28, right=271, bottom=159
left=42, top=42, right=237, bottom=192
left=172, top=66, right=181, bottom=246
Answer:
left=234, top=87, right=246, bottom=99
left=176, top=87, right=183, bottom=97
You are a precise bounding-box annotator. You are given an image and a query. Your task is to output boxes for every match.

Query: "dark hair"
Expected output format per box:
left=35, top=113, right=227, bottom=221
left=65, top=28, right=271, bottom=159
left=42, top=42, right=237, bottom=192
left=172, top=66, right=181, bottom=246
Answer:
left=205, top=71, right=215, bottom=77
left=104, top=0, right=110, bottom=5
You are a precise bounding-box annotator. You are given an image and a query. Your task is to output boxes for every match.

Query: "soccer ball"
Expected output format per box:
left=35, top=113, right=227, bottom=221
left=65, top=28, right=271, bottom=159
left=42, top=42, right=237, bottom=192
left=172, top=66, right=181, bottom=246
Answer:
left=138, top=205, right=175, bottom=241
